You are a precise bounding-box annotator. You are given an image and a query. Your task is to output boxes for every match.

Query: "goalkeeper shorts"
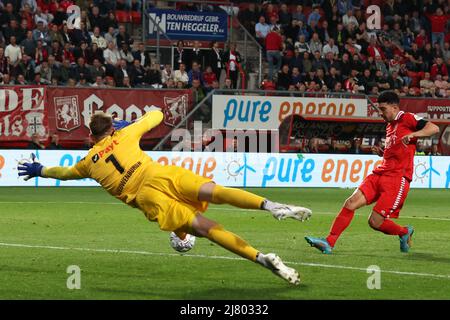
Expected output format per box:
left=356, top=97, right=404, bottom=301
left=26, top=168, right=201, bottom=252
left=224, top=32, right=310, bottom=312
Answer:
left=135, top=164, right=211, bottom=231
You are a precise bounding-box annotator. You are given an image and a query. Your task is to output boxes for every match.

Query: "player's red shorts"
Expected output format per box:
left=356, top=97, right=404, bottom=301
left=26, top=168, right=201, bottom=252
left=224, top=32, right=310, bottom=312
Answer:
left=358, top=173, right=411, bottom=219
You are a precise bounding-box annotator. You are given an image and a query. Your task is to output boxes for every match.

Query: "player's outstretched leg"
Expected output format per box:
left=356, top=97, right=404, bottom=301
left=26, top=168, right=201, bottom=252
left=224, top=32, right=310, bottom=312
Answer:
left=200, top=183, right=312, bottom=222
left=190, top=214, right=300, bottom=285
left=305, top=189, right=366, bottom=254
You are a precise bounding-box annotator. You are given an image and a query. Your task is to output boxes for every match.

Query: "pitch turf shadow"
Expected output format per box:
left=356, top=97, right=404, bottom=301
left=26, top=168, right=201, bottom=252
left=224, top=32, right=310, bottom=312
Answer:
left=178, top=285, right=311, bottom=300
left=404, top=252, right=450, bottom=264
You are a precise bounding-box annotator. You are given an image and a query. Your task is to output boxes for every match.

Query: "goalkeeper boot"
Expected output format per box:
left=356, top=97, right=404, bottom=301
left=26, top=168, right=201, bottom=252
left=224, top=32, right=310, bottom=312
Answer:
left=259, top=253, right=300, bottom=285
left=399, top=225, right=414, bottom=253
left=305, top=236, right=333, bottom=254
left=268, top=202, right=312, bottom=222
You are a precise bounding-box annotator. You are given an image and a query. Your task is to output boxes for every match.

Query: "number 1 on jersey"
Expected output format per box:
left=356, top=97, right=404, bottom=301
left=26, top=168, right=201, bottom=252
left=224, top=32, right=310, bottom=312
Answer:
left=105, top=154, right=125, bottom=174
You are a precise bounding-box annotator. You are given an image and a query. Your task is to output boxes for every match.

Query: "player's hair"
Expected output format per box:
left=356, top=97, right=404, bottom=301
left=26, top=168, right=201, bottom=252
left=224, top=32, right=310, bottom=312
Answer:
left=89, top=112, right=112, bottom=138
left=377, top=90, right=400, bottom=105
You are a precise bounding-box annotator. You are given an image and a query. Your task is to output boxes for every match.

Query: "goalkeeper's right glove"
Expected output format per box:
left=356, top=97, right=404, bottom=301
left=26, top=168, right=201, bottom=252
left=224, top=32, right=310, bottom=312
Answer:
left=112, top=119, right=131, bottom=130
left=18, top=153, right=44, bottom=181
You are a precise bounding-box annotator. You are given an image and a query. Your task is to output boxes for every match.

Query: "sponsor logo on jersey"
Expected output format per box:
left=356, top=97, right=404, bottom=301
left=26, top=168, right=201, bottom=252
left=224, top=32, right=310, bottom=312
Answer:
left=91, top=140, right=119, bottom=163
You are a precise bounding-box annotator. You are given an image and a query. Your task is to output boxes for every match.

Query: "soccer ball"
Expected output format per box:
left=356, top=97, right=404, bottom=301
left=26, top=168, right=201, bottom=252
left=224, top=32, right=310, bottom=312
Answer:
left=169, top=232, right=196, bottom=252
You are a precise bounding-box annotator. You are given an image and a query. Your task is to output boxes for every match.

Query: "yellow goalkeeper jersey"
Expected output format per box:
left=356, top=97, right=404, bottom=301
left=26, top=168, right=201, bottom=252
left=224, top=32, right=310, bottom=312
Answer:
left=42, top=110, right=164, bottom=204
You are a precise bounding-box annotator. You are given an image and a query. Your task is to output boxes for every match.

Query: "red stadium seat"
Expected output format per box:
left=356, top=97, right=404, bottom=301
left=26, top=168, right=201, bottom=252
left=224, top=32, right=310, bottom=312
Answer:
left=131, top=11, right=141, bottom=24
left=115, top=10, right=131, bottom=23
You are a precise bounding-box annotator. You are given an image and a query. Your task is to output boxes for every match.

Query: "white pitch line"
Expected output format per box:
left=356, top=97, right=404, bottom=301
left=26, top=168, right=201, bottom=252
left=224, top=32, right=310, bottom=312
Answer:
left=2, top=201, right=450, bottom=221
left=0, top=242, right=449, bottom=280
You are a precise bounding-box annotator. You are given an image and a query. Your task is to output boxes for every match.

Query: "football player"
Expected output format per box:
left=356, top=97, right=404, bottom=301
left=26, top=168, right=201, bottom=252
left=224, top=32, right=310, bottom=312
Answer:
left=18, top=110, right=312, bottom=285
left=305, top=91, right=439, bottom=254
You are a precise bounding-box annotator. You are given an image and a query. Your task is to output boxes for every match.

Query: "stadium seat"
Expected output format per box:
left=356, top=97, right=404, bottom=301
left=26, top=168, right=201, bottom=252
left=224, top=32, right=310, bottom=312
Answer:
left=115, top=10, right=131, bottom=24
left=131, top=11, right=142, bottom=24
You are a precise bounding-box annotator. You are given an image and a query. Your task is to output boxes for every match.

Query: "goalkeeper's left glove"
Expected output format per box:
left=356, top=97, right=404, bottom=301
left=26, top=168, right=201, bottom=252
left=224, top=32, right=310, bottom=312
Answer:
left=18, top=153, right=44, bottom=181
left=112, top=119, right=131, bottom=130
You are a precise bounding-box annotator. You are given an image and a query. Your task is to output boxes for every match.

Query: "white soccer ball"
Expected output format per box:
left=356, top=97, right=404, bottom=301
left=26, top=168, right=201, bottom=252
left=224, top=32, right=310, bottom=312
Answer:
left=169, top=232, right=196, bottom=252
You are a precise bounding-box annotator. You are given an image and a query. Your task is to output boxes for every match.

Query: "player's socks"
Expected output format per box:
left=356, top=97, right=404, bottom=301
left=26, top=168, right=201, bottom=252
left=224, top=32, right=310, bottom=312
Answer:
left=211, top=185, right=264, bottom=209
left=377, top=219, right=408, bottom=236
left=326, top=207, right=355, bottom=247
left=207, top=225, right=258, bottom=261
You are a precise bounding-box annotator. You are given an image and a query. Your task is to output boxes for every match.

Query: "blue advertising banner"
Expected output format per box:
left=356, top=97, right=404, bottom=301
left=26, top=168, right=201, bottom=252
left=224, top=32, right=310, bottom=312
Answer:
left=2, top=150, right=450, bottom=189
left=147, top=9, right=228, bottom=41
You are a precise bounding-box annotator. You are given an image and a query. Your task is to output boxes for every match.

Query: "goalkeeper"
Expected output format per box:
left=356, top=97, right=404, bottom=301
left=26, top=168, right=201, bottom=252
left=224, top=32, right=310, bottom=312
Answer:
left=18, top=110, right=312, bottom=285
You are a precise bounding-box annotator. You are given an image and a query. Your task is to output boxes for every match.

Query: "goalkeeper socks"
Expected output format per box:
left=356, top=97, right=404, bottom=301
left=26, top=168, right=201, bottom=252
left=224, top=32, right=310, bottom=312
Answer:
left=326, top=207, right=355, bottom=247
left=207, top=225, right=258, bottom=262
left=211, top=185, right=264, bottom=209
left=377, top=219, right=408, bottom=236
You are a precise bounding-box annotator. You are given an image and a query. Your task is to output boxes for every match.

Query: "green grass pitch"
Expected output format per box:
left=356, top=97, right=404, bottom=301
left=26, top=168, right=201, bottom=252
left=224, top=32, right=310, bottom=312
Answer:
left=0, top=187, right=449, bottom=300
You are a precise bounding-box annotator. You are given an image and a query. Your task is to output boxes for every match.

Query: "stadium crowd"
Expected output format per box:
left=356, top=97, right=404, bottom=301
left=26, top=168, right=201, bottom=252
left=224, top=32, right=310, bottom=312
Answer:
left=0, top=0, right=449, bottom=96
left=238, top=0, right=449, bottom=97
left=0, top=0, right=448, bottom=154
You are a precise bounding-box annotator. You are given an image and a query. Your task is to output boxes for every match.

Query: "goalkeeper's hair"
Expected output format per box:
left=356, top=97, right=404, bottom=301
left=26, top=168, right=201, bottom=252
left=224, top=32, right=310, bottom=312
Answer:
left=377, top=90, right=400, bottom=105
left=89, top=112, right=112, bottom=138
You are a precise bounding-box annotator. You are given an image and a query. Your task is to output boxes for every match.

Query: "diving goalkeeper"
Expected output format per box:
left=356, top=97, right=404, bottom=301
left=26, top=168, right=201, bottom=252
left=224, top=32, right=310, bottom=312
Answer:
left=18, top=110, right=312, bottom=285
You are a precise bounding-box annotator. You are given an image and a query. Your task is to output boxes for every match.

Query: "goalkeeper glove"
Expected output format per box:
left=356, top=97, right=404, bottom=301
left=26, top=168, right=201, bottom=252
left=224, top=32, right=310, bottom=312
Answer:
left=18, top=153, right=44, bottom=181
left=112, top=119, right=131, bottom=130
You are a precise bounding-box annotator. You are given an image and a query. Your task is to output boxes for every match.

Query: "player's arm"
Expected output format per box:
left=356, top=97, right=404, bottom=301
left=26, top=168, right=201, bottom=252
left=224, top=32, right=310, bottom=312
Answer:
left=402, top=118, right=440, bottom=144
left=18, top=153, right=88, bottom=181
left=41, top=166, right=85, bottom=180
left=113, top=110, right=164, bottom=137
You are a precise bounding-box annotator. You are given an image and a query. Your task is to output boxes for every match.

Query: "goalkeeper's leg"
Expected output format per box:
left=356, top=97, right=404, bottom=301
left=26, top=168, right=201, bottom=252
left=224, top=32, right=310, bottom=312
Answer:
left=198, top=182, right=312, bottom=222
left=187, top=214, right=300, bottom=285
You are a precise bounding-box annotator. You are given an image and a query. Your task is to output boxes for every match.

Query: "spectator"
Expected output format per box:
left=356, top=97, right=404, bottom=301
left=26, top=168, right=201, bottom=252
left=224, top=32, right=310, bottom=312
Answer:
left=205, top=40, right=223, bottom=82
left=255, top=15, right=271, bottom=47
left=265, top=26, right=283, bottom=80
left=5, top=36, right=22, bottom=67
left=188, top=61, right=203, bottom=86
left=295, top=34, right=310, bottom=54
left=132, top=42, right=152, bottom=69
left=173, top=62, right=189, bottom=86
left=190, top=40, right=204, bottom=68
left=173, top=40, right=189, bottom=71
left=114, top=58, right=130, bottom=87
left=202, top=65, right=217, bottom=89
left=429, top=144, right=442, bottom=156
left=427, top=7, right=448, bottom=48
left=104, top=11, right=119, bottom=32
left=116, top=24, right=133, bottom=50
left=223, top=43, right=242, bottom=89
left=89, top=58, right=106, bottom=80
left=349, top=137, right=363, bottom=154
left=27, top=133, right=45, bottom=149
left=20, top=30, right=36, bottom=57
left=277, top=64, right=291, bottom=90
left=32, top=20, right=50, bottom=46
left=322, top=38, right=339, bottom=57
left=342, top=9, right=359, bottom=28
left=430, top=57, right=448, bottom=81
left=309, top=32, right=323, bottom=56
left=307, top=6, right=322, bottom=28
left=48, top=134, right=62, bottom=150
left=91, top=26, right=107, bottom=49
left=104, top=26, right=117, bottom=47
left=161, top=64, right=173, bottom=84
left=103, top=41, right=121, bottom=75
left=91, top=75, right=107, bottom=87
left=292, top=5, right=306, bottom=25
left=118, top=41, right=134, bottom=64
left=415, top=141, right=426, bottom=155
